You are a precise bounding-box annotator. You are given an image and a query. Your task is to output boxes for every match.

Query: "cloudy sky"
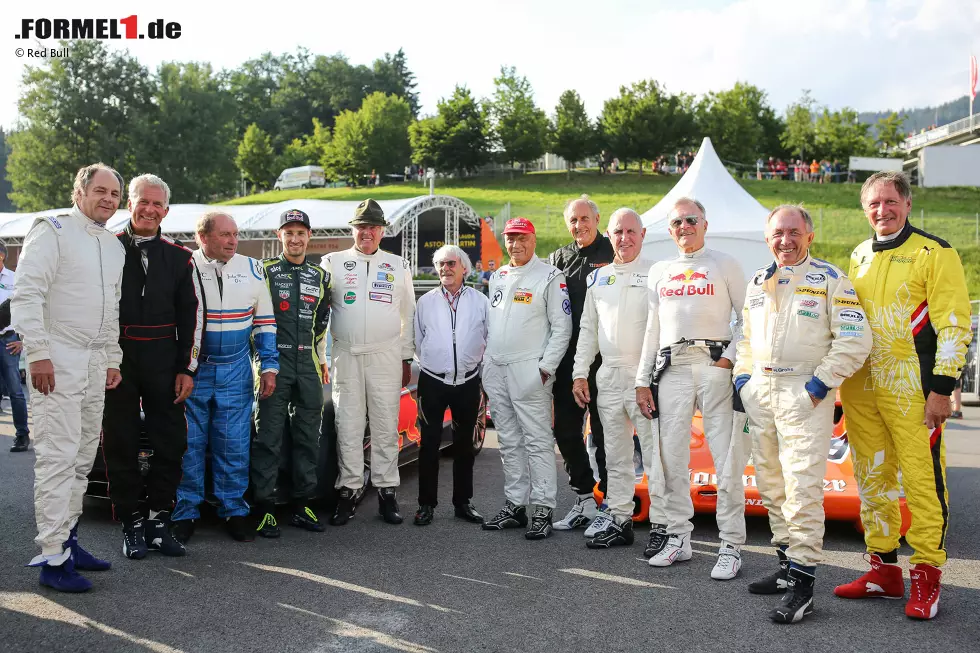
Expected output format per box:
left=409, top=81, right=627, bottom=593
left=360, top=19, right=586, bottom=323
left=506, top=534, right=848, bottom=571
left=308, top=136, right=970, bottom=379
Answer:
left=2, top=0, right=978, bottom=130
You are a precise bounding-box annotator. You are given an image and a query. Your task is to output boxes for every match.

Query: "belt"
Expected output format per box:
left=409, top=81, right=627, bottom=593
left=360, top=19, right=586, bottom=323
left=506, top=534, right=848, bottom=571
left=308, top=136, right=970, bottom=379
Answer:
left=120, top=324, right=177, bottom=341
left=421, top=365, right=480, bottom=385
left=682, top=339, right=730, bottom=348
left=201, top=349, right=250, bottom=365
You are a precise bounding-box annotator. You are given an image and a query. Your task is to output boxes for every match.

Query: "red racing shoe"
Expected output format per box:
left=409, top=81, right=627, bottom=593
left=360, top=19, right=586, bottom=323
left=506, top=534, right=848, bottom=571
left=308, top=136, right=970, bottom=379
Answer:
left=906, top=563, right=942, bottom=620
left=834, top=554, right=904, bottom=600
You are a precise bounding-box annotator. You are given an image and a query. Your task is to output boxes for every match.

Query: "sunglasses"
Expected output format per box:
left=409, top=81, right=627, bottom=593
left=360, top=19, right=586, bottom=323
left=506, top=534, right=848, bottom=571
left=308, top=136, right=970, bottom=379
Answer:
left=435, top=260, right=458, bottom=268
left=669, top=215, right=701, bottom=229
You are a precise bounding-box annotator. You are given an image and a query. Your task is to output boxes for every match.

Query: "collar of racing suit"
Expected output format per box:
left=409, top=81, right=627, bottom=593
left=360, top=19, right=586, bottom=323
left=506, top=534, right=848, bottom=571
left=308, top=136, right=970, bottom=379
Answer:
left=71, top=206, right=110, bottom=234
left=762, top=253, right=811, bottom=281
left=870, top=219, right=912, bottom=252
left=677, top=245, right=708, bottom=260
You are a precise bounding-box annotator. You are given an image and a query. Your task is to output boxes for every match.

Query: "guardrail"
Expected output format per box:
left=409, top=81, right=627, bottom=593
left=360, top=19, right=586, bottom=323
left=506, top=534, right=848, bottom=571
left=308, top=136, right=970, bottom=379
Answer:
left=903, top=115, right=978, bottom=150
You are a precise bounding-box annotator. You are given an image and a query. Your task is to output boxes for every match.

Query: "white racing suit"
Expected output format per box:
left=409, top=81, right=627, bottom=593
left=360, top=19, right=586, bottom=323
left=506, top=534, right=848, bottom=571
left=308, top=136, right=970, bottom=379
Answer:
left=574, top=257, right=659, bottom=520
left=483, top=256, right=571, bottom=509
left=12, top=208, right=125, bottom=556
left=635, top=247, right=747, bottom=544
left=734, top=255, right=871, bottom=567
left=324, top=247, right=415, bottom=489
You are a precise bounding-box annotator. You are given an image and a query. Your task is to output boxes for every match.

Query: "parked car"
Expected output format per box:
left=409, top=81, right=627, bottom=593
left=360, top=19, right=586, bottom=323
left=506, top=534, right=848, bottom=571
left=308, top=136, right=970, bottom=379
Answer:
left=273, top=166, right=326, bottom=191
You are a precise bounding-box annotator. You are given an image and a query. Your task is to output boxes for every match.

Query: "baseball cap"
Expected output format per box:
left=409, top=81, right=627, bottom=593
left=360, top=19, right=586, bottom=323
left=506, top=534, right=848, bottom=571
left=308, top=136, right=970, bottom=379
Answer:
left=503, top=217, right=535, bottom=235
left=279, top=208, right=311, bottom=230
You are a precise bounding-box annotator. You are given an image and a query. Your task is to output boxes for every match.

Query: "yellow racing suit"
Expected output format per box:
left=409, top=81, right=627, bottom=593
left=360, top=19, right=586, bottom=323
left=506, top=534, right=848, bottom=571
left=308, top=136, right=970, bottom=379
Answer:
left=840, top=221, right=972, bottom=567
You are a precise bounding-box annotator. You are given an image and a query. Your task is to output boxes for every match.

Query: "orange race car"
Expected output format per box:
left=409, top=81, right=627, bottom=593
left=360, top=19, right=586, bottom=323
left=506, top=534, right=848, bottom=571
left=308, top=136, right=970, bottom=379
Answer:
left=591, top=398, right=912, bottom=534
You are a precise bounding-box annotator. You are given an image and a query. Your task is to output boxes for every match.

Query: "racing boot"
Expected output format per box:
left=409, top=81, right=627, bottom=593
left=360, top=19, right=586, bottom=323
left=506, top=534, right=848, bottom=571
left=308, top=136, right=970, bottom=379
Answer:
left=226, top=515, right=255, bottom=542
left=65, top=523, right=111, bottom=571
left=31, top=551, right=92, bottom=593
left=121, top=512, right=148, bottom=560
left=643, top=523, right=669, bottom=559
left=146, top=511, right=187, bottom=556
left=524, top=505, right=554, bottom=540
left=711, top=542, right=742, bottom=581
left=553, top=493, right=598, bottom=531
left=833, top=553, right=904, bottom=600
left=481, top=500, right=528, bottom=530
left=171, top=519, right=196, bottom=545
left=378, top=488, right=404, bottom=524
left=583, top=507, right=613, bottom=538
left=291, top=505, right=326, bottom=532
left=586, top=515, right=634, bottom=549
left=906, top=563, right=942, bottom=620
left=748, top=548, right=790, bottom=594
left=255, top=511, right=281, bottom=538
left=648, top=533, right=692, bottom=567
left=331, top=488, right=356, bottom=526
left=9, top=433, right=29, bottom=452
left=770, top=566, right=815, bottom=624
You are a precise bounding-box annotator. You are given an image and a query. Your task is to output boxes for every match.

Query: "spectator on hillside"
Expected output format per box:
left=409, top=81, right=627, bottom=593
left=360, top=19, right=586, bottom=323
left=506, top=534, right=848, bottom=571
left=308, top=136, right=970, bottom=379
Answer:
left=767, top=157, right=776, bottom=180
left=775, top=159, right=788, bottom=180
left=794, top=160, right=804, bottom=182
left=479, top=259, right=495, bottom=295
left=809, top=159, right=820, bottom=182
left=833, top=160, right=842, bottom=183
left=470, top=261, right=483, bottom=286
left=756, top=158, right=765, bottom=181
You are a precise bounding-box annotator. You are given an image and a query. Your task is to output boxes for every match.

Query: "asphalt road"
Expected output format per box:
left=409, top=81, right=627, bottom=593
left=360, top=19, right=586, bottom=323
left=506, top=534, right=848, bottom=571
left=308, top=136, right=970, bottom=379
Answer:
left=1, top=403, right=979, bottom=653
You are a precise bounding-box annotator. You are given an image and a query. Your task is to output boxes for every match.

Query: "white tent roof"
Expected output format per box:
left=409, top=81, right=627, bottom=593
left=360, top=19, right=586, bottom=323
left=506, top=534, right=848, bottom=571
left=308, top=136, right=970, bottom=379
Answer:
left=642, top=137, right=772, bottom=277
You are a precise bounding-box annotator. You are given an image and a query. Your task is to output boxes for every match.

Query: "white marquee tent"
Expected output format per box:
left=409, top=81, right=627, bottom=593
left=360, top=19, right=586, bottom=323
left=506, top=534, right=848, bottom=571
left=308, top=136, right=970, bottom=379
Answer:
left=642, top=137, right=772, bottom=277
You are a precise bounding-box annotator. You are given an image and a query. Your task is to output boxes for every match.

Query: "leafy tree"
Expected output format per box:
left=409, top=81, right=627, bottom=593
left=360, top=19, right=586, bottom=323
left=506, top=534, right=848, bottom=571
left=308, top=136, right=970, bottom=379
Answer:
left=7, top=40, right=155, bottom=211
left=409, top=86, right=490, bottom=177
left=550, top=90, right=594, bottom=179
left=324, top=92, right=412, bottom=180
left=278, top=137, right=320, bottom=170
left=227, top=52, right=292, bottom=140
left=814, top=107, right=874, bottom=161
left=236, top=123, right=277, bottom=191
left=323, top=110, right=367, bottom=180
left=409, top=116, right=440, bottom=170
left=371, top=49, right=420, bottom=116
left=781, top=90, right=817, bottom=161
left=488, top=66, right=549, bottom=172
left=875, top=111, right=907, bottom=151
left=599, top=80, right=695, bottom=172
left=697, top=82, right=781, bottom=164
left=0, top=128, right=13, bottom=211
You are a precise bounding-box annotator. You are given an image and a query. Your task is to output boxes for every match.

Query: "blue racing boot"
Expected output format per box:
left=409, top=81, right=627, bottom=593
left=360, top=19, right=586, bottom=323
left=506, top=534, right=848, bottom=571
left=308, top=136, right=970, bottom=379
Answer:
left=64, top=523, right=112, bottom=571
left=29, top=550, right=93, bottom=593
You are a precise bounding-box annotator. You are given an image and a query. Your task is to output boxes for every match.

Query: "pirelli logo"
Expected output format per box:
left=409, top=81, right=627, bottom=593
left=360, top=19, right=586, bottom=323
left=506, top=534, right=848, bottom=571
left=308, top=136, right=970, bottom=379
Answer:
left=833, top=297, right=861, bottom=307
left=796, top=287, right=827, bottom=297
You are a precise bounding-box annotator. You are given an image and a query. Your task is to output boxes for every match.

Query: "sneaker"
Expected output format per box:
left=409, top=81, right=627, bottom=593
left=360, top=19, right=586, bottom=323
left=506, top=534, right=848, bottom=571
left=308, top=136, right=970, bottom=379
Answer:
left=64, top=523, right=111, bottom=571
left=524, top=505, right=554, bottom=540
left=584, top=510, right=613, bottom=538
left=482, top=501, right=528, bottom=530
left=586, top=516, right=634, bottom=549
left=331, top=488, right=356, bottom=526
left=648, top=533, right=692, bottom=567
left=906, top=563, right=942, bottom=620
left=9, top=434, right=29, bottom=452
left=226, top=515, right=254, bottom=542
left=122, top=516, right=148, bottom=560
left=171, top=519, right=196, bottom=545
left=255, top=512, right=281, bottom=538
left=35, top=554, right=92, bottom=593
left=146, top=511, right=187, bottom=556
left=553, top=494, right=598, bottom=531
left=291, top=506, right=325, bottom=532
left=770, top=567, right=815, bottom=624
left=833, top=553, right=904, bottom=599
left=643, top=523, right=669, bottom=559
left=748, top=548, right=790, bottom=594
left=414, top=505, right=434, bottom=526
left=377, top=488, right=404, bottom=524
left=710, top=542, right=742, bottom=580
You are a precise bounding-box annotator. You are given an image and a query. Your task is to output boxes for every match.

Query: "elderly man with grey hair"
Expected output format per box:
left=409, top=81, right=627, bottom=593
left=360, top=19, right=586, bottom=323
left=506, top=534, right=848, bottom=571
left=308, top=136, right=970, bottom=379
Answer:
left=101, top=174, right=203, bottom=559
left=412, top=244, right=489, bottom=525
left=0, top=238, right=31, bottom=453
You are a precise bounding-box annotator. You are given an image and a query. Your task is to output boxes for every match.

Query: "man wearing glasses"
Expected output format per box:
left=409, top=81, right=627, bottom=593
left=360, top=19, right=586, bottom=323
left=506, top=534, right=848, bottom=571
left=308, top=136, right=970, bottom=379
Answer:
left=635, top=197, right=748, bottom=579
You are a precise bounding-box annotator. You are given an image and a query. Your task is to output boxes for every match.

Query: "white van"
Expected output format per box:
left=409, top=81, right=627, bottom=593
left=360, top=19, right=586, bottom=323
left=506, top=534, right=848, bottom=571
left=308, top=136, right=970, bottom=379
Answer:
left=274, top=166, right=326, bottom=191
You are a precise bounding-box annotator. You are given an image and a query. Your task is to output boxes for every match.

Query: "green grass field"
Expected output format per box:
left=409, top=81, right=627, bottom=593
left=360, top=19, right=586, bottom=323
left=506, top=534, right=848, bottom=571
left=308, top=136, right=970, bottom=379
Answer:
left=223, top=171, right=980, bottom=298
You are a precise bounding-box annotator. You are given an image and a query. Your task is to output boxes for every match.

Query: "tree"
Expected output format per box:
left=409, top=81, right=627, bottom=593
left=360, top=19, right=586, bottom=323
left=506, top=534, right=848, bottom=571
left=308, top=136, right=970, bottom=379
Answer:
left=550, top=90, right=594, bottom=179
left=371, top=49, right=420, bottom=116
left=875, top=111, right=906, bottom=151
left=7, top=40, right=155, bottom=211
left=409, top=86, right=490, bottom=177
left=236, top=123, right=277, bottom=191
left=488, top=66, right=549, bottom=172
left=324, top=92, right=413, bottom=180
left=599, top=80, right=695, bottom=172
left=697, top=82, right=781, bottom=164
left=781, top=90, right=817, bottom=161
left=814, top=107, right=875, bottom=161
left=0, top=128, right=13, bottom=211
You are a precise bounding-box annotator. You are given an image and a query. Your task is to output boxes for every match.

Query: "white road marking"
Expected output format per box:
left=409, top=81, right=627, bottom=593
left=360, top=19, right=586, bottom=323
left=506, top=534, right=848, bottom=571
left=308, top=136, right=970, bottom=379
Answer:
left=502, top=572, right=544, bottom=581
left=279, top=603, right=438, bottom=653
left=560, top=568, right=676, bottom=589
left=0, top=592, right=185, bottom=653
left=166, top=568, right=195, bottom=578
left=442, top=574, right=509, bottom=588
left=242, top=563, right=460, bottom=613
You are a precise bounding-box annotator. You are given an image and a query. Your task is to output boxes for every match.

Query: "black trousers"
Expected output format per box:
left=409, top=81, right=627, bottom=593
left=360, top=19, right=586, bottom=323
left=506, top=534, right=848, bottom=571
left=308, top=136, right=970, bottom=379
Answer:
left=102, top=340, right=188, bottom=516
left=553, top=350, right=606, bottom=496
left=416, top=372, right=481, bottom=507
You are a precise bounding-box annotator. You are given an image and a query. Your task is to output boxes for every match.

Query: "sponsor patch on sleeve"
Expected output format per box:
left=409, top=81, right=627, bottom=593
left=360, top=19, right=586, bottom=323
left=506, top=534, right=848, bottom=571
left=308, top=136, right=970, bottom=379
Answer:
left=562, top=299, right=571, bottom=314
left=369, top=292, right=392, bottom=304
left=840, top=324, right=864, bottom=336
left=837, top=309, right=865, bottom=323
left=833, top=297, right=861, bottom=307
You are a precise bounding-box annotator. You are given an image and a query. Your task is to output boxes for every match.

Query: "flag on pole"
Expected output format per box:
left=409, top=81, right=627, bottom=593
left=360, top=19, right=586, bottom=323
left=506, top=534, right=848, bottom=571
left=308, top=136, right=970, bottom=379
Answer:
left=971, top=54, right=978, bottom=100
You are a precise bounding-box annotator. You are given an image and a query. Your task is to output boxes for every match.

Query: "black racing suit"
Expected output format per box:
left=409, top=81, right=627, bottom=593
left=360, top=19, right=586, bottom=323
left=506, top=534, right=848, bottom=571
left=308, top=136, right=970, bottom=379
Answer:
left=548, top=235, right=614, bottom=495
left=102, top=224, right=204, bottom=517
left=251, top=255, right=331, bottom=509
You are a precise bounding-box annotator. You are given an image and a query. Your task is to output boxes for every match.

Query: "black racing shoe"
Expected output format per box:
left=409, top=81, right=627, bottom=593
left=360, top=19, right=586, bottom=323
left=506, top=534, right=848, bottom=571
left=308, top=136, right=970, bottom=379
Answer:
left=122, top=512, right=148, bottom=560
left=171, top=519, right=196, bottom=545
left=587, top=516, right=635, bottom=549
left=378, top=488, right=404, bottom=524
left=481, top=501, right=528, bottom=530
left=414, top=505, right=434, bottom=526
left=255, top=512, right=281, bottom=538
left=454, top=503, right=483, bottom=524
left=749, top=548, right=790, bottom=595
left=9, top=434, right=29, bottom=452
left=331, top=488, right=356, bottom=526
left=146, top=511, right=187, bottom=556
left=226, top=515, right=255, bottom=542
left=291, top=506, right=325, bottom=532
left=770, top=567, right=816, bottom=624
left=525, top=505, right=554, bottom=540
left=643, top=523, right=669, bottom=559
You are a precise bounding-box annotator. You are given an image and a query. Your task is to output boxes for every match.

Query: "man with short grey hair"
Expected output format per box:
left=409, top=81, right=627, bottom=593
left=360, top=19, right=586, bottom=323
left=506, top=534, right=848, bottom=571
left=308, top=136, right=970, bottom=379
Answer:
left=0, top=239, right=30, bottom=452
left=412, top=244, right=488, bottom=525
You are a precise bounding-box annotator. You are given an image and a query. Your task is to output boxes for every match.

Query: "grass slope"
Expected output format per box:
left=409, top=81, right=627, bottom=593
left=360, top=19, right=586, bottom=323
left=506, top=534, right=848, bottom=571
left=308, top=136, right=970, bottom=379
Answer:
left=223, top=172, right=980, bottom=297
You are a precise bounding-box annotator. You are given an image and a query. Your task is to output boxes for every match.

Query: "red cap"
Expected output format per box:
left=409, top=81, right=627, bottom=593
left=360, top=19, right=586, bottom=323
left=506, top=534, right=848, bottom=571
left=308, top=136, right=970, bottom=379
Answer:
left=503, top=217, right=535, bottom=235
